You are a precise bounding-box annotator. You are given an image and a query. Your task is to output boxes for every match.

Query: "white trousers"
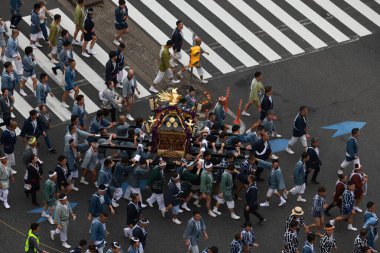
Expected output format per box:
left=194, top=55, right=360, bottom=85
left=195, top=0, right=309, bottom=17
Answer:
left=6, top=55, right=23, bottom=75
left=289, top=184, right=306, bottom=195
left=288, top=135, right=307, bottom=148
left=124, top=185, right=141, bottom=199
left=153, top=69, right=173, bottom=85
left=117, top=71, right=123, bottom=83
left=341, top=158, right=360, bottom=169
left=30, top=32, right=44, bottom=42
left=189, top=245, right=199, bottom=253
left=146, top=193, right=165, bottom=210
left=113, top=188, right=123, bottom=201
left=0, top=189, right=9, bottom=202
left=53, top=226, right=68, bottom=242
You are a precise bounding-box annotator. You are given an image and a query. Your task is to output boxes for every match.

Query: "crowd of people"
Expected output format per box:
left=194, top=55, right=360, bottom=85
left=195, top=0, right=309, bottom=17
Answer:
left=0, top=0, right=377, bottom=253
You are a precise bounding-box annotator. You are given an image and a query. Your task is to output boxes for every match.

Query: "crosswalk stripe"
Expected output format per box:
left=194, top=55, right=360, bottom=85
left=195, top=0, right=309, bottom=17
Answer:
left=20, top=18, right=100, bottom=115
left=0, top=124, right=21, bottom=135
left=50, top=8, right=153, bottom=96
left=285, top=0, right=350, bottom=43
left=313, top=0, right=372, bottom=37
left=106, top=2, right=212, bottom=79
left=170, top=0, right=258, bottom=67
left=12, top=91, right=34, bottom=118
left=198, top=0, right=281, bottom=62
left=140, top=0, right=235, bottom=74
left=227, top=0, right=304, bottom=55
left=257, top=0, right=327, bottom=49
left=344, top=0, right=380, bottom=27
left=376, top=0, right=380, bottom=5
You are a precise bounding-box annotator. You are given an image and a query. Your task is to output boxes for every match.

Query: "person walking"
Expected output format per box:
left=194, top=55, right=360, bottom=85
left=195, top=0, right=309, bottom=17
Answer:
left=90, top=212, right=108, bottom=253
left=25, top=223, right=48, bottom=253
left=324, top=172, right=347, bottom=217
left=1, top=61, right=20, bottom=100
left=0, top=89, right=14, bottom=127
left=301, top=233, right=316, bottom=253
left=9, top=0, right=23, bottom=29
left=242, top=72, right=264, bottom=117
left=41, top=171, right=58, bottom=225
left=47, top=14, right=62, bottom=64
left=105, top=51, right=118, bottom=85
left=363, top=201, right=378, bottom=251
left=0, top=155, right=15, bottom=209
left=329, top=180, right=358, bottom=231
left=146, top=158, right=167, bottom=217
left=37, top=104, right=56, bottom=153
left=72, top=95, right=88, bottom=130
left=183, top=211, right=208, bottom=253
left=116, top=43, right=126, bottom=85
left=82, top=8, right=97, bottom=57
left=37, top=0, right=51, bottom=42
left=111, top=158, right=130, bottom=208
left=4, top=29, right=23, bottom=75
left=308, top=186, right=328, bottom=237
left=259, top=159, right=287, bottom=207
left=0, top=120, right=17, bottom=175
left=36, top=73, right=53, bottom=105
left=350, top=164, right=367, bottom=213
left=0, top=18, right=8, bottom=62
left=319, top=224, right=337, bottom=253
left=80, top=143, right=99, bottom=186
left=25, top=154, right=43, bottom=206
left=150, top=40, right=180, bottom=93
left=244, top=175, right=265, bottom=225
left=52, top=39, right=73, bottom=76
left=285, top=207, right=309, bottom=234
left=61, top=59, right=79, bottom=108
left=30, top=3, right=44, bottom=49
left=113, top=0, right=129, bottom=46
left=282, top=220, right=299, bottom=253
left=230, top=233, right=243, bottom=253
left=88, top=184, right=115, bottom=225
left=19, top=46, right=37, bottom=96
left=132, top=218, right=149, bottom=250
left=69, top=239, right=87, bottom=253
left=305, top=137, right=322, bottom=184
left=166, top=172, right=183, bottom=225
left=122, top=69, right=140, bottom=121
left=50, top=193, right=77, bottom=249
left=286, top=106, right=310, bottom=155
left=288, top=152, right=309, bottom=202
left=213, top=96, right=226, bottom=132
left=123, top=193, right=142, bottom=239
left=171, top=20, right=184, bottom=79
left=340, top=128, right=360, bottom=174
left=72, top=0, right=85, bottom=46
left=100, top=80, right=122, bottom=123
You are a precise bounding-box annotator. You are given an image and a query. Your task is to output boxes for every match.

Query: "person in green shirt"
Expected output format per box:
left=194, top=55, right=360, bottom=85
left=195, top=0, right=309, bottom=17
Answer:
left=213, top=165, right=240, bottom=220
left=146, top=158, right=166, bottom=217
left=180, top=161, right=201, bottom=212
left=242, top=71, right=264, bottom=117
left=47, top=14, right=61, bottom=64
left=72, top=0, right=85, bottom=46
left=41, top=171, right=58, bottom=225
left=150, top=40, right=180, bottom=93
left=197, top=162, right=217, bottom=217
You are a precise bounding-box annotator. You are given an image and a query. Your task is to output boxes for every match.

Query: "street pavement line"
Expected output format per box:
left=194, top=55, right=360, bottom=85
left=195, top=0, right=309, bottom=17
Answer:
left=376, top=0, right=380, bottom=4
left=20, top=18, right=100, bottom=114
left=227, top=0, right=304, bottom=55
left=170, top=0, right=258, bottom=67
left=198, top=0, right=281, bottom=62
left=285, top=0, right=350, bottom=43
left=140, top=0, right=235, bottom=74
left=50, top=8, right=152, bottom=98
left=257, top=0, right=328, bottom=49
left=344, top=0, right=380, bottom=27
left=108, top=2, right=211, bottom=80
left=313, top=0, right=372, bottom=37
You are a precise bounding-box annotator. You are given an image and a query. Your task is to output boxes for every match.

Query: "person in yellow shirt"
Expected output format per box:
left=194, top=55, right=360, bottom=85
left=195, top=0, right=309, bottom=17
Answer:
left=72, top=0, right=85, bottom=46
left=242, top=71, right=264, bottom=117
left=47, top=14, right=61, bottom=64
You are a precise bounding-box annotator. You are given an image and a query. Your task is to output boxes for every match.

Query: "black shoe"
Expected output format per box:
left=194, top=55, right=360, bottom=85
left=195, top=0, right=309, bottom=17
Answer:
left=52, top=67, right=57, bottom=75
left=312, top=180, right=320, bottom=184
left=49, top=148, right=56, bottom=154
left=258, top=218, right=267, bottom=224
left=324, top=211, right=331, bottom=217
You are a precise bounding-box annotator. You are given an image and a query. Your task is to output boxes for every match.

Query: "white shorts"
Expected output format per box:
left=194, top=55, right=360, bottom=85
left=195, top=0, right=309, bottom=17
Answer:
left=153, top=69, right=174, bottom=85
left=341, top=158, right=360, bottom=169
left=117, top=71, right=123, bottom=83
left=226, top=200, right=235, bottom=209
left=173, top=51, right=182, bottom=60
left=266, top=188, right=278, bottom=198
left=5, top=153, right=15, bottom=166
left=22, top=73, right=36, bottom=81
left=51, top=46, right=57, bottom=55
left=195, top=66, right=204, bottom=77
left=70, top=170, right=79, bottom=179
left=290, top=184, right=306, bottom=195
left=30, top=31, right=44, bottom=41
left=288, top=135, right=307, bottom=148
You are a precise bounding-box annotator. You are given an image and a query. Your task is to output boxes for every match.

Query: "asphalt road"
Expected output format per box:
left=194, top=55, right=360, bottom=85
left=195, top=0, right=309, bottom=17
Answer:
left=1, top=1, right=380, bottom=253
